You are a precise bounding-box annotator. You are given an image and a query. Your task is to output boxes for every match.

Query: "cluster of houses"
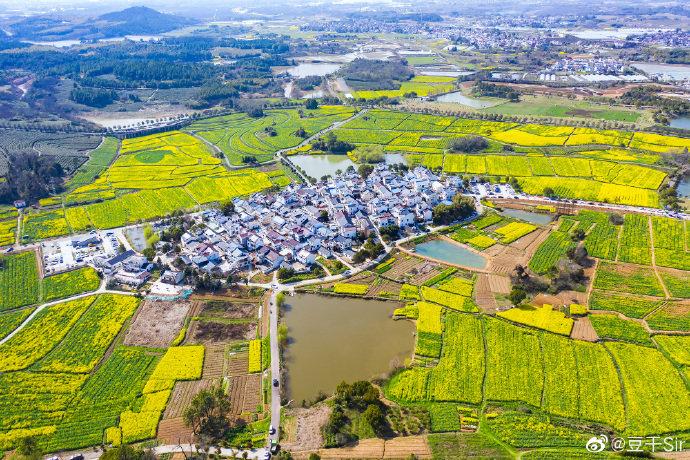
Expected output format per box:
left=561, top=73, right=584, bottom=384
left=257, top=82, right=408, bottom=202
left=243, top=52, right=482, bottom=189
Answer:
left=175, top=165, right=464, bottom=277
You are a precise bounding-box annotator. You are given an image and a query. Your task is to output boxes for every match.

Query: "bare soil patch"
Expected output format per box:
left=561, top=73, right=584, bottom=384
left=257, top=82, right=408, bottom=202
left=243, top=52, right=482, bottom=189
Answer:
left=163, top=379, right=216, bottom=419
left=157, top=417, right=195, bottom=445
left=282, top=405, right=331, bottom=452
left=190, top=320, right=256, bottom=343
left=123, top=300, right=192, bottom=348
left=199, top=300, right=258, bottom=319
left=571, top=317, right=598, bottom=342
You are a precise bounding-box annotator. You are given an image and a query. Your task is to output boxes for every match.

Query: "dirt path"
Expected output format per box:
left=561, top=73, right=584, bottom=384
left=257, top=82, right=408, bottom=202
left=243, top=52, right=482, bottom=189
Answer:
left=647, top=215, right=671, bottom=299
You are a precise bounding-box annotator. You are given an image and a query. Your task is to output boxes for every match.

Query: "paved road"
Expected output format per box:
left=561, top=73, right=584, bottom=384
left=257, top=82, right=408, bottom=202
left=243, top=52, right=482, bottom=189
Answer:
left=268, top=286, right=281, bottom=446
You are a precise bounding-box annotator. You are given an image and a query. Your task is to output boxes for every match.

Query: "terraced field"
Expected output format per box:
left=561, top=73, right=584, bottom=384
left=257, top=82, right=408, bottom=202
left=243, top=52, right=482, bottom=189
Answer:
left=21, top=131, right=275, bottom=236
left=188, top=106, right=356, bottom=165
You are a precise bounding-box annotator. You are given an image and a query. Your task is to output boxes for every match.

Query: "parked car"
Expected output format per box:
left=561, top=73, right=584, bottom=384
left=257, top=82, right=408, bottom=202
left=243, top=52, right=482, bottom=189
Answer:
left=272, top=378, right=279, bottom=387
left=269, top=425, right=276, bottom=435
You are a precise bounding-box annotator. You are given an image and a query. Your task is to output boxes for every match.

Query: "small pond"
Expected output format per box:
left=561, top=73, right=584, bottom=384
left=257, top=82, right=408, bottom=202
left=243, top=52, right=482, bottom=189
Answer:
left=283, top=293, right=415, bottom=404
left=286, top=63, right=341, bottom=77
left=435, top=91, right=500, bottom=109
left=290, top=154, right=408, bottom=179
left=499, top=208, right=552, bottom=225
left=670, top=117, right=690, bottom=130
left=678, top=175, right=690, bottom=198
left=290, top=154, right=356, bottom=179
left=414, top=239, right=487, bottom=269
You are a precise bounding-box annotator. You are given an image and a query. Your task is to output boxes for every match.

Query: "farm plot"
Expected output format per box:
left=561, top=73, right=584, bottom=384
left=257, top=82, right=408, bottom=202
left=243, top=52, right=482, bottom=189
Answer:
left=593, top=261, right=664, bottom=297
left=658, top=268, right=690, bottom=298
left=528, top=219, right=576, bottom=274
left=588, top=290, right=664, bottom=318
left=43, top=267, right=101, bottom=301
left=0, top=251, right=40, bottom=311
left=606, top=342, right=690, bottom=435
left=0, top=308, right=34, bottom=341
left=0, top=218, right=16, bottom=246
left=414, top=301, right=443, bottom=358
left=645, top=301, right=690, bottom=332
left=421, top=286, right=477, bottom=312
left=352, top=76, right=455, bottom=100
left=43, top=346, right=159, bottom=452
left=652, top=218, right=690, bottom=271
left=0, top=296, right=95, bottom=372
left=493, top=222, right=536, bottom=244
left=483, top=318, right=543, bottom=407
left=66, top=137, right=120, bottom=191
left=53, top=131, right=275, bottom=231
left=21, top=210, right=70, bottom=241
left=617, top=214, right=651, bottom=265
left=589, top=314, right=652, bottom=346
left=654, top=335, right=690, bottom=365
left=498, top=304, right=573, bottom=335
left=427, top=313, right=485, bottom=403
left=35, top=294, right=139, bottom=373
left=189, top=107, right=355, bottom=165
left=124, top=300, right=192, bottom=348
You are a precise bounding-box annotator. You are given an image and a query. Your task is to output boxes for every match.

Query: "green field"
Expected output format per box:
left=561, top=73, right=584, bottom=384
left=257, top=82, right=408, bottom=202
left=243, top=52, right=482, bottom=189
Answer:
left=480, top=95, right=642, bottom=122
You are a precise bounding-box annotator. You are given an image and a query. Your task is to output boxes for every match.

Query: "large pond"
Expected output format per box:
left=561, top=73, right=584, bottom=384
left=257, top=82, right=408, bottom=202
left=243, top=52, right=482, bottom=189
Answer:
left=670, top=117, right=690, bottom=130
left=286, top=63, right=342, bottom=77
left=283, top=293, right=415, bottom=404
left=290, top=154, right=407, bottom=179
left=499, top=208, right=552, bottom=225
left=414, top=239, right=487, bottom=269
left=435, top=91, right=500, bottom=109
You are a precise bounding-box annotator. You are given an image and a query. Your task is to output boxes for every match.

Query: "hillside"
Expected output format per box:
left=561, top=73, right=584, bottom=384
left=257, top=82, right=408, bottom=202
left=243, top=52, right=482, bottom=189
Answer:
left=8, top=6, right=196, bottom=41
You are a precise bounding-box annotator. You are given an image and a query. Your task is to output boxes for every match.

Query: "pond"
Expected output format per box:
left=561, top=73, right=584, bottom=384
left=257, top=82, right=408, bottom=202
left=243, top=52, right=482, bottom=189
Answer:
left=678, top=175, right=690, bottom=198
left=670, top=117, right=690, bottom=130
left=286, top=63, right=342, bottom=77
left=414, top=239, right=487, bottom=269
left=283, top=293, right=414, bottom=404
left=290, top=155, right=356, bottom=179
left=124, top=226, right=148, bottom=252
left=290, top=154, right=408, bottom=179
left=499, top=208, right=552, bottom=225
left=435, top=91, right=500, bottom=109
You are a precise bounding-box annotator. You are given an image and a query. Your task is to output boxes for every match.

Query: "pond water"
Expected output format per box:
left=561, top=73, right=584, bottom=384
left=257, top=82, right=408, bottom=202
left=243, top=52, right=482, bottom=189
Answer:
left=286, top=63, right=341, bottom=77
left=678, top=176, right=690, bottom=198
left=435, top=91, right=500, bottom=109
left=670, top=117, right=690, bottom=130
left=290, top=155, right=356, bottom=178
left=290, top=154, right=408, bottom=178
left=124, top=226, right=148, bottom=252
left=499, top=208, right=552, bottom=225
left=283, top=293, right=414, bottom=404
left=414, top=239, right=487, bottom=269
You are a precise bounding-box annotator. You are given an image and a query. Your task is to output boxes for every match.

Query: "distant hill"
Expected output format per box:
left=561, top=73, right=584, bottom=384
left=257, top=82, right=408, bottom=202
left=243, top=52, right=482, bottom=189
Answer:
left=9, top=6, right=197, bottom=41
left=96, top=6, right=197, bottom=35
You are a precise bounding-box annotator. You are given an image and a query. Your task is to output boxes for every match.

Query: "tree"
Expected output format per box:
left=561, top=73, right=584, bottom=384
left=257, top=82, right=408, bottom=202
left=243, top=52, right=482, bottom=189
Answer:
left=305, top=98, right=319, bottom=110
left=220, top=200, right=235, bottom=216
left=508, top=286, right=527, bottom=306
left=142, top=247, right=156, bottom=261
left=449, top=136, right=489, bottom=153
left=432, top=195, right=475, bottom=225
left=308, top=454, right=321, bottom=460
left=100, top=445, right=155, bottom=460
left=14, top=437, right=41, bottom=460
left=362, top=404, right=387, bottom=436
left=183, top=385, right=234, bottom=443
left=358, top=163, right=375, bottom=179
